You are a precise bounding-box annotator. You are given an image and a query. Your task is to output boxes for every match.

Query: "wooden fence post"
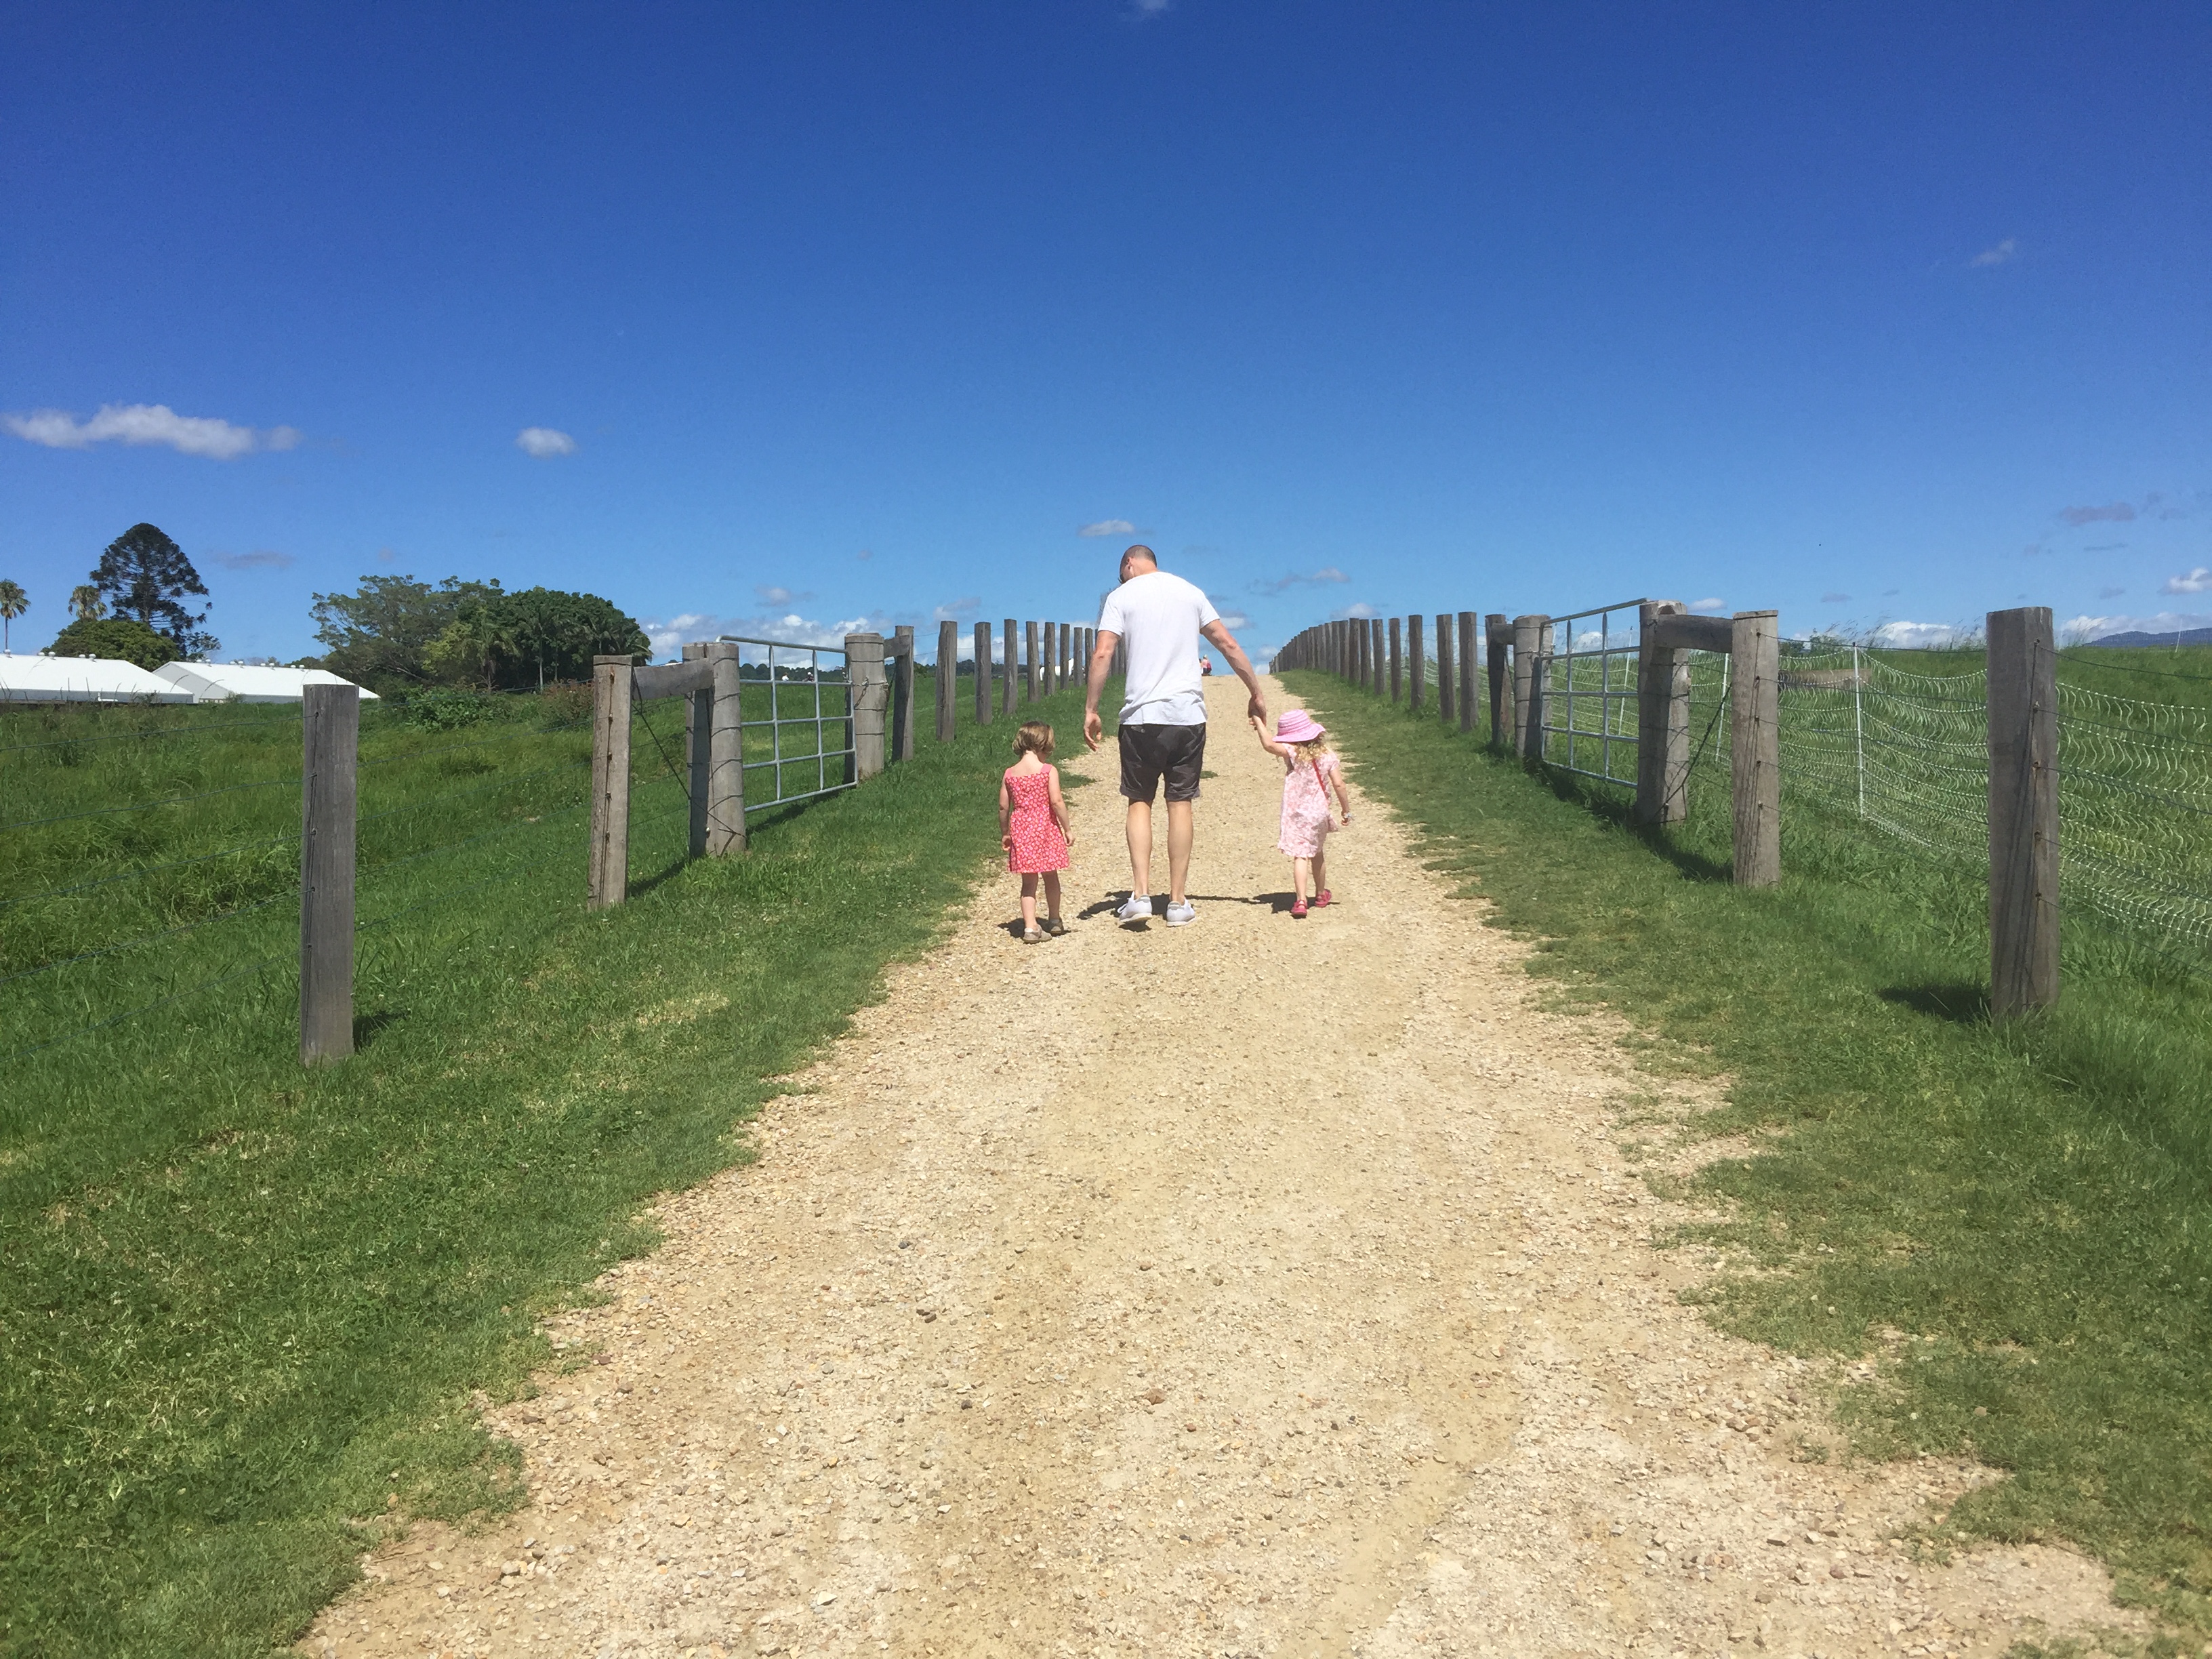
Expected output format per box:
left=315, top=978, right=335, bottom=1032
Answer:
left=1486, top=613, right=1511, bottom=747
left=1435, top=613, right=1455, bottom=724
left=588, top=653, right=635, bottom=908
left=936, top=621, right=958, bottom=741
left=1634, top=600, right=1690, bottom=826
left=300, top=681, right=358, bottom=1065
left=705, top=642, right=745, bottom=853
left=1025, top=620, right=1040, bottom=703
left=1456, top=612, right=1477, bottom=733
left=1408, top=614, right=1426, bottom=714
left=1364, top=619, right=1378, bottom=694
left=891, top=626, right=916, bottom=761
left=1511, top=615, right=1547, bottom=757
left=974, top=621, right=993, bottom=726
left=1729, top=610, right=1780, bottom=887
left=849, top=632, right=888, bottom=781
left=683, top=641, right=712, bottom=858
left=1061, top=623, right=1073, bottom=691
left=1389, top=617, right=1403, bottom=702
left=1988, top=605, right=2060, bottom=1015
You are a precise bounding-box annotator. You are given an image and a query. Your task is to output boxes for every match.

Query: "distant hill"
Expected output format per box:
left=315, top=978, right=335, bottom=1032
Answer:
left=2089, top=627, right=2212, bottom=648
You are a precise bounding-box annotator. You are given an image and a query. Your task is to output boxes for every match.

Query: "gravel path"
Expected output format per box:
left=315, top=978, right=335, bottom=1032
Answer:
left=305, top=675, right=2138, bottom=1659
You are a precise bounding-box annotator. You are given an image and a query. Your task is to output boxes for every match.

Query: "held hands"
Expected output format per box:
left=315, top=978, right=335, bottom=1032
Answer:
left=1083, top=710, right=1105, bottom=751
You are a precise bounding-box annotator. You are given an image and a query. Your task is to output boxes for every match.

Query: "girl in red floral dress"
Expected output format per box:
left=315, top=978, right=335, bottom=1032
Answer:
left=1000, top=721, right=1073, bottom=943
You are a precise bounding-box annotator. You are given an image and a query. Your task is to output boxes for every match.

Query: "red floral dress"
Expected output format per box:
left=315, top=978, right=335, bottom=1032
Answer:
left=1004, top=766, right=1069, bottom=874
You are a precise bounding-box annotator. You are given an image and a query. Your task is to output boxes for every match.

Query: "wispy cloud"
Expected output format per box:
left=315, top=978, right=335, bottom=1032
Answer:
left=215, top=550, right=295, bottom=571
left=3, top=402, right=299, bottom=459
left=1332, top=602, right=1380, bottom=620
left=2164, top=567, right=2212, bottom=595
left=755, top=585, right=814, bottom=605
left=1970, top=237, right=2018, bottom=268
left=516, top=426, right=578, bottom=458
left=2083, top=543, right=2128, bottom=552
left=2100, top=586, right=2127, bottom=599
left=1689, top=597, right=1726, bottom=613
left=2060, top=501, right=2135, bottom=527
left=1252, top=567, right=1349, bottom=596
left=1819, top=592, right=1851, bottom=604
left=1078, top=518, right=1138, bottom=538
left=1128, top=0, right=1172, bottom=16
left=932, top=596, right=981, bottom=621
left=640, top=609, right=899, bottom=659
left=1873, top=621, right=1971, bottom=649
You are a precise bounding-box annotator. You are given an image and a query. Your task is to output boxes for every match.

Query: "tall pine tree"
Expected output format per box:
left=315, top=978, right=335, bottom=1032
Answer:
left=90, top=523, right=217, bottom=657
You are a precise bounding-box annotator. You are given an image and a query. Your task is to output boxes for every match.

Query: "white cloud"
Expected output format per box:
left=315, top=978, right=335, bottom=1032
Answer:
left=2, top=401, right=295, bottom=459
left=1872, top=621, right=1969, bottom=649
left=215, top=550, right=295, bottom=571
left=1970, top=237, right=2018, bottom=267
left=1078, top=518, right=1138, bottom=538
left=755, top=585, right=814, bottom=605
left=1214, top=609, right=1250, bottom=630
left=1332, top=602, right=1380, bottom=620
left=1129, top=0, right=1172, bottom=15
left=933, top=596, right=981, bottom=621
left=2163, top=567, right=2212, bottom=595
left=516, top=426, right=578, bottom=458
left=640, top=609, right=899, bottom=660
left=2060, top=501, right=2135, bottom=527
left=1689, top=597, right=1725, bottom=613
left=2063, top=609, right=2212, bottom=644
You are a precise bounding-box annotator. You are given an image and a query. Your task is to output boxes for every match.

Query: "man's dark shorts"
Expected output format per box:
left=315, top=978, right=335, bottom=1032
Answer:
left=1118, top=722, right=1207, bottom=804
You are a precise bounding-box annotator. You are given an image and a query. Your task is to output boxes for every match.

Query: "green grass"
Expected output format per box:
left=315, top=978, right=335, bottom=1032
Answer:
left=0, top=670, right=1100, bottom=1656
left=1285, top=668, right=2212, bottom=1643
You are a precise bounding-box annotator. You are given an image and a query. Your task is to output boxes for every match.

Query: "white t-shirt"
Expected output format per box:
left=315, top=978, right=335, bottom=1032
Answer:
left=1097, top=570, right=1219, bottom=726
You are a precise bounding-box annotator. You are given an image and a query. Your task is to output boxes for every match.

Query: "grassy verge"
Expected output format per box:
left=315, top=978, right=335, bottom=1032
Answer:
left=0, top=673, right=1101, bottom=1656
left=1282, top=668, right=2212, bottom=1641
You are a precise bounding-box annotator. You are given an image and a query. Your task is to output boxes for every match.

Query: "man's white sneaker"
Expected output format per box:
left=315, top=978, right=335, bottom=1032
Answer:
left=1115, top=895, right=1154, bottom=922
left=1165, top=900, right=1197, bottom=926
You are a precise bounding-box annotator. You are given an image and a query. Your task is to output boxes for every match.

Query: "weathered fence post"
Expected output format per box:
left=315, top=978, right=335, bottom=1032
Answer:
left=1435, top=613, right=1456, bottom=725
left=1988, top=605, right=2060, bottom=1015
left=683, top=641, right=712, bottom=857
left=1002, top=619, right=1017, bottom=718
left=891, top=626, right=916, bottom=761
left=1457, top=612, right=1477, bottom=733
left=1729, top=610, right=1781, bottom=887
left=849, top=632, right=888, bottom=781
left=1486, top=613, right=1511, bottom=747
left=975, top=622, right=993, bottom=726
left=588, top=653, right=635, bottom=908
left=1511, top=615, right=1547, bottom=757
left=1634, top=600, right=1691, bottom=826
left=300, top=680, right=358, bottom=1065
left=1061, top=623, right=1073, bottom=691
left=1025, top=621, right=1040, bottom=703
left=1368, top=619, right=1383, bottom=695
left=936, top=621, right=958, bottom=741
left=1389, top=617, right=1403, bottom=702
left=705, top=641, right=745, bottom=853
left=1408, top=613, right=1426, bottom=714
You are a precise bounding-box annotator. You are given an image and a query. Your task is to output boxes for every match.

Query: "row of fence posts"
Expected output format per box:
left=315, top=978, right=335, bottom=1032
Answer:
left=298, top=617, right=1100, bottom=1065
left=1274, top=603, right=2059, bottom=1017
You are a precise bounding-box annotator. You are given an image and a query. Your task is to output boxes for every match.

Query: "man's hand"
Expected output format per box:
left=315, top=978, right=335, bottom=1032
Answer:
left=1084, top=710, right=1105, bottom=751
left=1248, top=690, right=1267, bottom=724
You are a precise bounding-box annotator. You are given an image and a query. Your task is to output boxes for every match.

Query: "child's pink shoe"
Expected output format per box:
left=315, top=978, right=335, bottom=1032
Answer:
left=1290, top=897, right=1309, bottom=918
left=1313, top=889, right=1333, bottom=908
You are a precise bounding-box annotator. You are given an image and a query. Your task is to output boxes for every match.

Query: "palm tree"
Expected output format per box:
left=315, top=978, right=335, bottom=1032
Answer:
left=69, top=584, right=104, bottom=622
left=0, top=580, right=26, bottom=653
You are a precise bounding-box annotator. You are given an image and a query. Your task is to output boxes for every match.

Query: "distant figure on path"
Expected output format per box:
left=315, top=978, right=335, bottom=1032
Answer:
left=1084, top=544, right=1267, bottom=926
left=1000, top=721, right=1072, bottom=943
left=1251, top=710, right=1351, bottom=918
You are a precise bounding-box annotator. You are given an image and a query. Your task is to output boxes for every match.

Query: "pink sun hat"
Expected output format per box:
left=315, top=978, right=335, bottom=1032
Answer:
left=1273, top=710, right=1326, bottom=744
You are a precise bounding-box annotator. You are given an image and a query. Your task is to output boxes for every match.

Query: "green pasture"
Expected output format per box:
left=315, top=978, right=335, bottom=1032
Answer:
left=1288, top=664, right=2212, bottom=1644
left=0, top=667, right=1096, bottom=1656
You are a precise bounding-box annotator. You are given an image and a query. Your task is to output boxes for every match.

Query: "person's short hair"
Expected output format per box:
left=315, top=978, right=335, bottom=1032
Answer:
left=1120, top=544, right=1158, bottom=573
left=1015, top=720, right=1055, bottom=759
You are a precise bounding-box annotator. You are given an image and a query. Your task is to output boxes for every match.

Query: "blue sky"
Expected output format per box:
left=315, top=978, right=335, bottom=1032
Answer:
left=3, top=2, right=2206, bottom=665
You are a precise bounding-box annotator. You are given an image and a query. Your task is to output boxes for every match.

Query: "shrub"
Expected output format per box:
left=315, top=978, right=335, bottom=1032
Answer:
left=45, top=617, right=182, bottom=670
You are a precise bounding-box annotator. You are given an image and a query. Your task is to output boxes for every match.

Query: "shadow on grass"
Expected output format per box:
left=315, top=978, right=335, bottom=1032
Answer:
left=352, top=1008, right=410, bottom=1049
left=1877, top=983, right=1991, bottom=1025
left=1523, top=752, right=1735, bottom=884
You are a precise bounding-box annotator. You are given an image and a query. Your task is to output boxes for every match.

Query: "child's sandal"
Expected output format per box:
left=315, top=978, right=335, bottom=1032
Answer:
left=1290, top=897, right=1309, bottom=918
left=1022, top=926, right=1044, bottom=944
left=1044, top=918, right=1067, bottom=937
left=1313, top=889, right=1332, bottom=908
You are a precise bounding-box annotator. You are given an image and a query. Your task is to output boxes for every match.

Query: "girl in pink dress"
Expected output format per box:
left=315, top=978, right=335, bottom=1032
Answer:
left=1000, top=721, right=1073, bottom=943
left=1252, top=710, right=1352, bottom=918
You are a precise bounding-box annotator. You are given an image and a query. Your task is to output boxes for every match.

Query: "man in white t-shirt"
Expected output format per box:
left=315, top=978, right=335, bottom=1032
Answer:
left=1084, top=545, right=1267, bottom=926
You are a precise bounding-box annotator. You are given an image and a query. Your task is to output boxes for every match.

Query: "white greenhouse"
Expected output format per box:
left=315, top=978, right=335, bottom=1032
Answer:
left=152, top=662, right=379, bottom=703
left=0, top=654, right=194, bottom=704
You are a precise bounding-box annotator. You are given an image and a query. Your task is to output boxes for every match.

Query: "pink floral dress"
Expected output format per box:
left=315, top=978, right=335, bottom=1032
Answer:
left=1277, top=752, right=1338, bottom=858
left=1004, top=766, right=1069, bottom=874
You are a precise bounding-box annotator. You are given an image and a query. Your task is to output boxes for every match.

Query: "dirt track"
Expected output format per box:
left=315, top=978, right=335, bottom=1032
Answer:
left=306, top=674, right=2138, bottom=1659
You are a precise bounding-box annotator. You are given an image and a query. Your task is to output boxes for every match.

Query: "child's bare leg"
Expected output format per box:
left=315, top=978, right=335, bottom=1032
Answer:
left=1042, top=871, right=1062, bottom=922
left=1291, top=856, right=1313, bottom=901
left=1021, top=874, right=1040, bottom=931
left=1312, top=846, right=1328, bottom=895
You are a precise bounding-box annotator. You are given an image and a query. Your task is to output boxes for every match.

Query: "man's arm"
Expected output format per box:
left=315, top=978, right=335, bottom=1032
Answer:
left=1083, top=629, right=1120, bottom=751
left=1202, top=618, right=1268, bottom=724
